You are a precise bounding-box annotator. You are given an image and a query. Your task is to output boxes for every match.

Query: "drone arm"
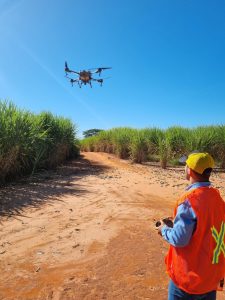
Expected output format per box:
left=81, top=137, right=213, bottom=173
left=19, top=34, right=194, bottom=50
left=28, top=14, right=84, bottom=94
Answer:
left=70, top=70, right=80, bottom=75
left=64, top=63, right=80, bottom=75
left=65, top=69, right=80, bottom=75
left=66, top=76, right=80, bottom=87
left=88, top=67, right=111, bottom=76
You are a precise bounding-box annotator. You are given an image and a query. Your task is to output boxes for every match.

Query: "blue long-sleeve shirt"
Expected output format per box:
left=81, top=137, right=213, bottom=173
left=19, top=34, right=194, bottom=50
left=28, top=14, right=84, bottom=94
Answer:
left=161, top=182, right=211, bottom=247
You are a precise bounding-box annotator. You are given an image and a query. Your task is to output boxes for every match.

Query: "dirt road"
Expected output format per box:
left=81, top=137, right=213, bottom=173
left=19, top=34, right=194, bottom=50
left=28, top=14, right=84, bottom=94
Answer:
left=1, top=152, right=225, bottom=300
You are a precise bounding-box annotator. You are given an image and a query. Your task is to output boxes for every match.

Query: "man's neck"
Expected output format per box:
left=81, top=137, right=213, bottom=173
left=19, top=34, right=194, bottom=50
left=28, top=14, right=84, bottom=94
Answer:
left=190, top=178, right=209, bottom=184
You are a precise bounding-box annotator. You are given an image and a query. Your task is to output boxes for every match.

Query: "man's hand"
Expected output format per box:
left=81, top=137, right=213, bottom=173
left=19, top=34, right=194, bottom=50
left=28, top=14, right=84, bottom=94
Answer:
left=162, top=217, right=173, bottom=228
left=155, top=217, right=174, bottom=236
left=157, top=224, right=164, bottom=236
left=155, top=219, right=164, bottom=236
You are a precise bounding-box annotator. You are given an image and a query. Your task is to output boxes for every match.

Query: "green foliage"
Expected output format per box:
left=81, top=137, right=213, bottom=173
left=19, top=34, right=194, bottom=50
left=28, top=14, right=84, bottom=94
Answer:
left=111, top=127, right=135, bottom=158
left=80, top=125, right=225, bottom=169
left=211, top=125, right=225, bottom=168
left=129, top=130, right=147, bottom=163
left=0, top=100, right=79, bottom=183
left=141, top=128, right=164, bottom=155
left=158, top=136, right=170, bottom=169
left=190, top=126, right=216, bottom=153
left=166, top=126, right=191, bottom=157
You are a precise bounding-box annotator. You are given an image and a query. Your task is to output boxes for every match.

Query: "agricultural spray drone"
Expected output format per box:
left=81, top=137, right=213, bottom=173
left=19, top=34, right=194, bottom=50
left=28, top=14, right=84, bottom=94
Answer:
left=64, top=61, right=111, bottom=88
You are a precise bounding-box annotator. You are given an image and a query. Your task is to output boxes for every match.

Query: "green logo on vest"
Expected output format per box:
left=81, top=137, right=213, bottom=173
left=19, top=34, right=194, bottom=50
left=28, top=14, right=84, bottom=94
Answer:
left=211, top=221, right=225, bottom=264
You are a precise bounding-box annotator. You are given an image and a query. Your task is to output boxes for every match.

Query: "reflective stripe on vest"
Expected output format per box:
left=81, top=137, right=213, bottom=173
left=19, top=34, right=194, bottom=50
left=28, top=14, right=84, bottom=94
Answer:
left=211, top=221, right=225, bottom=264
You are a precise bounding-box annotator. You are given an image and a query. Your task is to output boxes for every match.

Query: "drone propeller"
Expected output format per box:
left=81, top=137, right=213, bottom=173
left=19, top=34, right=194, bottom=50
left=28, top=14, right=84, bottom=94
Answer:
left=92, top=77, right=110, bottom=86
left=65, top=61, right=70, bottom=73
left=93, top=79, right=103, bottom=86
left=65, top=61, right=80, bottom=75
left=89, top=67, right=112, bottom=76
left=97, top=67, right=111, bottom=76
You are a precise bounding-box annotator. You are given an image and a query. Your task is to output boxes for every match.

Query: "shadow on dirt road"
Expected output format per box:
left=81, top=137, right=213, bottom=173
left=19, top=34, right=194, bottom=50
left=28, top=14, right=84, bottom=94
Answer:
left=0, top=155, right=110, bottom=220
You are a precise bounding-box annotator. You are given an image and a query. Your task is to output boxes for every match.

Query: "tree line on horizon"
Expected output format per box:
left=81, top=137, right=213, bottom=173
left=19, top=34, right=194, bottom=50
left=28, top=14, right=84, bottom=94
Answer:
left=80, top=126, right=225, bottom=169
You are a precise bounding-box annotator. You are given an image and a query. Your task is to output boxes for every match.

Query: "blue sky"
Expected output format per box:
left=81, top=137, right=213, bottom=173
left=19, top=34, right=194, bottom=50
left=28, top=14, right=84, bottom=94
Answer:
left=0, top=0, right=225, bottom=137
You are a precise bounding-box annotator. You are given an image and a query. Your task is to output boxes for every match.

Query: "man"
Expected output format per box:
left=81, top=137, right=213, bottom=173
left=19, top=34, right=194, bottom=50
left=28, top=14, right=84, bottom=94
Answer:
left=157, top=152, right=225, bottom=300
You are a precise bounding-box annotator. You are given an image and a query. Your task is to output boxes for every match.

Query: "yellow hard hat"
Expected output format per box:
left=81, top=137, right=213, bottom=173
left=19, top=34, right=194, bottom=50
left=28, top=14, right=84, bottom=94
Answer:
left=186, top=152, right=215, bottom=174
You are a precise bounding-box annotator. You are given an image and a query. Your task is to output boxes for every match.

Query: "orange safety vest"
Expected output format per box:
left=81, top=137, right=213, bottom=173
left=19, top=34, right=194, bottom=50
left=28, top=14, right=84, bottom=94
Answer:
left=165, top=186, right=225, bottom=294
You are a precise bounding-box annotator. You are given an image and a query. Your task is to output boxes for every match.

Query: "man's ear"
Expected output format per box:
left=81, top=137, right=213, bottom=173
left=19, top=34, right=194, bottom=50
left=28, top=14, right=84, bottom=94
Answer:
left=189, top=168, right=194, bottom=177
left=186, top=165, right=190, bottom=175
